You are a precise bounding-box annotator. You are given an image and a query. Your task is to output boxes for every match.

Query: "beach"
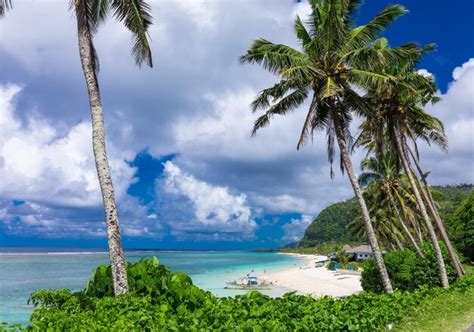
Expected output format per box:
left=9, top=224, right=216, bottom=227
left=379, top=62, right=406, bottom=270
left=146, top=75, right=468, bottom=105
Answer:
left=263, top=254, right=363, bottom=298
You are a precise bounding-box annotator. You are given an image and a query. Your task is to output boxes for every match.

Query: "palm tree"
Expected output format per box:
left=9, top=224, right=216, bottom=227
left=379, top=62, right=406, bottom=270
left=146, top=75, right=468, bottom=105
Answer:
left=73, top=0, right=153, bottom=296
left=1, top=0, right=154, bottom=295
left=409, top=150, right=465, bottom=275
left=356, top=50, right=455, bottom=286
left=355, top=154, right=424, bottom=256
left=240, top=0, right=424, bottom=293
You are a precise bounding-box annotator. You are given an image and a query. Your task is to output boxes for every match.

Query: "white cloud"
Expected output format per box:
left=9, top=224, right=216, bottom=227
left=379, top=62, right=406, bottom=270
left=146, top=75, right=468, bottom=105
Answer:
left=291, top=0, right=312, bottom=20
left=420, top=58, right=474, bottom=185
left=173, top=88, right=318, bottom=160
left=173, top=0, right=217, bottom=30
left=252, top=194, right=312, bottom=214
left=0, top=84, right=157, bottom=238
left=160, top=161, right=256, bottom=239
left=0, top=84, right=135, bottom=207
left=452, top=58, right=474, bottom=81
left=417, top=69, right=433, bottom=79
left=281, top=214, right=313, bottom=242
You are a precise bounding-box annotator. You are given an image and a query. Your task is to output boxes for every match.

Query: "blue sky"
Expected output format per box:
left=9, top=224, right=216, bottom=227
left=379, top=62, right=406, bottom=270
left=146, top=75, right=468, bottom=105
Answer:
left=0, top=0, right=473, bottom=249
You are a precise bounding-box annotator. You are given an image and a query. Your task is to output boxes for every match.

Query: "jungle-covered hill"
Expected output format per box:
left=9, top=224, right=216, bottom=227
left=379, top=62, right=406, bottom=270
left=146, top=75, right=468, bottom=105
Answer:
left=298, top=184, right=473, bottom=259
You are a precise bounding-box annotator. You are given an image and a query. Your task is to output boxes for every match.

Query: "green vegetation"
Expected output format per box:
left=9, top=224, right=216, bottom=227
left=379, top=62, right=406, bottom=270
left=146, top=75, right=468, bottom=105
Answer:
left=298, top=185, right=473, bottom=251
left=280, top=241, right=354, bottom=255
left=445, top=190, right=474, bottom=261
left=1, top=258, right=470, bottom=331
left=361, top=243, right=457, bottom=293
left=299, top=200, right=360, bottom=247
left=394, top=267, right=474, bottom=332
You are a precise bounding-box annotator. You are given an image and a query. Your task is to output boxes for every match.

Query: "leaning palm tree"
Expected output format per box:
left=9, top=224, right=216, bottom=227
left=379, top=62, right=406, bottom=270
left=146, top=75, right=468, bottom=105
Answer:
left=1, top=0, right=154, bottom=296
left=356, top=51, right=456, bottom=286
left=356, top=154, right=424, bottom=256
left=240, top=0, right=424, bottom=293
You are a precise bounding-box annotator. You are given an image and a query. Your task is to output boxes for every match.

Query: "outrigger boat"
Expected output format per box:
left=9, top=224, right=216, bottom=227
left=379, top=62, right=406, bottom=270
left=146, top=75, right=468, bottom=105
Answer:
left=225, top=275, right=271, bottom=290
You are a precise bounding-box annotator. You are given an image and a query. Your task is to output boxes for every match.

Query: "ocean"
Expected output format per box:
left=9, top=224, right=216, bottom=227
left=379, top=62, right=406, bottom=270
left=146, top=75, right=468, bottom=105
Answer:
left=0, top=248, right=306, bottom=325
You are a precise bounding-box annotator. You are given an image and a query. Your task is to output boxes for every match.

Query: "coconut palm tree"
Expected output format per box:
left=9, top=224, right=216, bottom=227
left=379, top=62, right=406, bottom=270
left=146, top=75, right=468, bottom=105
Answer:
left=1, top=0, right=154, bottom=295
left=73, top=0, right=153, bottom=296
left=407, top=143, right=465, bottom=275
left=355, top=48, right=458, bottom=286
left=240, top=0, right=425, bottom=293
left=355, top=154, right=424, bottom=256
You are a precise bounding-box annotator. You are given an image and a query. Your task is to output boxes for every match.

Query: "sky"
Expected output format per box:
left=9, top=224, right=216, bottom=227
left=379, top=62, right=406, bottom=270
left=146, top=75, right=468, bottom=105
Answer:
left=0, top=0, right=473, bottom=250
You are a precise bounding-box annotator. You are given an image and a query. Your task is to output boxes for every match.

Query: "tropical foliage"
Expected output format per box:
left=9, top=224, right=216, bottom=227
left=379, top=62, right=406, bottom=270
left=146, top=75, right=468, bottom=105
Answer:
left=446, top=191, right=474, bottom=261
left=297, top=185, right=473, bottom=250
left=349, top=153, right=425, bottom=255
left=6, top=258, right=471, bottom=331
left=298, top=199, right=360, bottom=247
left=361, top=243, right=458, bottom=293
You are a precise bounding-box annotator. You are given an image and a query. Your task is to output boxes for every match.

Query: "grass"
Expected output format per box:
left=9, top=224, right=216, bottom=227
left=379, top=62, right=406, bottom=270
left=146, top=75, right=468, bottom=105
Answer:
left=394, top=266, right=474, bottom=332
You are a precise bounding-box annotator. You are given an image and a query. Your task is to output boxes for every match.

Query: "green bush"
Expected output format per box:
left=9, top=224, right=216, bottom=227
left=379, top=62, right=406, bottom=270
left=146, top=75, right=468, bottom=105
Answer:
left=447, top=190, right=474, bottom=262
left=361, top=242, right=458, bottom=293
left=22, top=257, right=474, bottom=331
left=326, top=261, right=336, bottom=270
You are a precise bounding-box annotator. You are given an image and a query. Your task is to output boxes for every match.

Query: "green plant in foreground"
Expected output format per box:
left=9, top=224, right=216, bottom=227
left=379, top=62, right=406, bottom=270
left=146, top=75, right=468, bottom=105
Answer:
left=13, top=257, right=472, bottom=331
left=362, top=242, right=458, bottom=293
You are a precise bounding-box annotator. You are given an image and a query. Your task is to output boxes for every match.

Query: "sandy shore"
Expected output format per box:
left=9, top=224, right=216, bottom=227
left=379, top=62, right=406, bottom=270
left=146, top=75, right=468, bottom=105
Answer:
left=262, top=254, right=363, bottom=298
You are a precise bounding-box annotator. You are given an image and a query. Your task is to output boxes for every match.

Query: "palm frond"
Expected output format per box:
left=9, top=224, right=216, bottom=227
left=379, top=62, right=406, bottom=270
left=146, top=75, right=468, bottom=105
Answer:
left=111, top=0, right=153, bottom=67
left=297, top=95, right=318, bottom=150
left=240, top=39, right=309, bottom=76
left=251, top=87, right=308, bottom=135
left=0, top=0, right=12, bottom=17
left=343, top=4, right=407, bottom=52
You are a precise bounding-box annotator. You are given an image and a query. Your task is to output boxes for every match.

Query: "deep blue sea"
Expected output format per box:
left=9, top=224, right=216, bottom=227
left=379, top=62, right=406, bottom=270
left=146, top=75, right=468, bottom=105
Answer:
left=0, top=248, right=305, bottom=325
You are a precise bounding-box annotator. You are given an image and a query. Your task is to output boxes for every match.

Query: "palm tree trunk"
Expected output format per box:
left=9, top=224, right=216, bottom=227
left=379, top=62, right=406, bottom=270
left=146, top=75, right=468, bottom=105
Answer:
left=408, top=213, right=424, bottom=244
left=394, top=127, right=449, bottom=288
left=407, top=147, right=464, bottom=277
left=392, top=202, right=424, bottom=257
left=333, top=119, right=393, bottom=293
left=77, top=19, right=129, bottom=296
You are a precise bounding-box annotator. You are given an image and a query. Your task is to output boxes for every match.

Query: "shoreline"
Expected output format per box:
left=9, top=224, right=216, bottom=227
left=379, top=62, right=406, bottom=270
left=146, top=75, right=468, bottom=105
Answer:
left=262, top=253, right=363, bottom=298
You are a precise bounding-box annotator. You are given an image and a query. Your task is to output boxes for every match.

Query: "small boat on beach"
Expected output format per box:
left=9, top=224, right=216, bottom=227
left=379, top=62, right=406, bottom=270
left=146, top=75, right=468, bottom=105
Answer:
left=225, top=274, right=271, bottom=290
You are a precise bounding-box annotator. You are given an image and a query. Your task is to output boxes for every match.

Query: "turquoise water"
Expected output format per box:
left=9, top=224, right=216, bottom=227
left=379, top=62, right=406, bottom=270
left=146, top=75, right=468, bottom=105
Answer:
left=0, top=249, right=305, bottom=325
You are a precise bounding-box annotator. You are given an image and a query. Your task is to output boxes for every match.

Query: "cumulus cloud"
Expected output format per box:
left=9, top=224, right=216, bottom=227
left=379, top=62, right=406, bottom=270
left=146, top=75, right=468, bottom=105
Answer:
left=281, top=214, right=313, bottom=242
left=1, top=1, right=472, bottom=246
left=419, top=58, right=474, bottom=185
left=0, top=84, right=135, bottom=207
left=158, top=161, right=257, bottom=241
left=0, top=84, right=156, bottom=238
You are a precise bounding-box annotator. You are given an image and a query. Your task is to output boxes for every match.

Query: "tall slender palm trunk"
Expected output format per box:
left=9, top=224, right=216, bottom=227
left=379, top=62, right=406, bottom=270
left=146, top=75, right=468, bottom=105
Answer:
left=77, top=19, right=129, bottom=296
left=333, top=118, right=393, bottom=293
left=407, top=148, right=464, bottom=277
left=394, top=127, right=449, bottom=288
left=391, top=202, right=424, bottom=257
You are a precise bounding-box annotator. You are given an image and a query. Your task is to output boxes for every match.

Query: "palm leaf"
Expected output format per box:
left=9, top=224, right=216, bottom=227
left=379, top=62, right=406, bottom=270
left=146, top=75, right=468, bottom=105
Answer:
left=0, top=0, right=12, bottom=17
left=111, top=0, right=153, bottom=67
left=240, top=39, right=309, bottom=76
left=343, top=4, right=407, bottom=52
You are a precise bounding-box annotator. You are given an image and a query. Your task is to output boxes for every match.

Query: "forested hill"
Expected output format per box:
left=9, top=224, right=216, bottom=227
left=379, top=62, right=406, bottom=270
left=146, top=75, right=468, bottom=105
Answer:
left=298, top=184, right=473, bottom=248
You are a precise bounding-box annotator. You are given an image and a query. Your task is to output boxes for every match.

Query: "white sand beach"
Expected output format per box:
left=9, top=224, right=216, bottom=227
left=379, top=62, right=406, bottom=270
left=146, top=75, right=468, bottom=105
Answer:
left=262, top=254, right=363, bottom=298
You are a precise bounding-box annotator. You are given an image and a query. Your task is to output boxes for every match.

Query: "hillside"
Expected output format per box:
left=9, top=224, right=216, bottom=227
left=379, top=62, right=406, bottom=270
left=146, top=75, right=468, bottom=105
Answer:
left=298, top=184, right=473, bottom=249
left=298, top=198, right=361, bottom=247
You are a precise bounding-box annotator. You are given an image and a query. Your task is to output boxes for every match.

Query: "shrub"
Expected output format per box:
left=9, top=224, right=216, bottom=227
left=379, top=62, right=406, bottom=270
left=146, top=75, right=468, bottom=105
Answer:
left=23, top=257, right=473, bottom=331
left=326, top=261, right=336, bottom=270
left=361, top=242, right=458, bottom=293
